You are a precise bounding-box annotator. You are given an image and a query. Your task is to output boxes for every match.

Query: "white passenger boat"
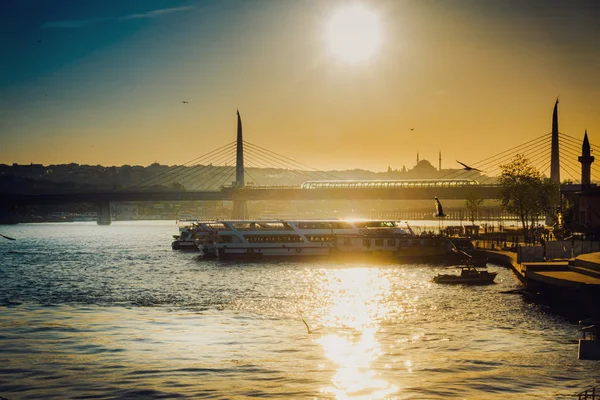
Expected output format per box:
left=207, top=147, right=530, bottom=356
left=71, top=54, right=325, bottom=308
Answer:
left=196, top=219, right=452, bottom=261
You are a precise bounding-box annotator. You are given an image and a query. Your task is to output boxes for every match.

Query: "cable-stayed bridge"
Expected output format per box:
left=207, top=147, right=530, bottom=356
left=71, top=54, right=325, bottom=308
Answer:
left=2, top=103, right=598, bottom=224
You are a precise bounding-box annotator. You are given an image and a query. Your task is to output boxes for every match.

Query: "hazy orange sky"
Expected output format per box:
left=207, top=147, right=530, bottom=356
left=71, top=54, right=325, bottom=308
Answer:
left=2, top=0, right=599, bottom=173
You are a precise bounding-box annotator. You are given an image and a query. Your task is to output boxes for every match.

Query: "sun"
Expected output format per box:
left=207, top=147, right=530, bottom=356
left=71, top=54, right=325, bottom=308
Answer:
left=326, top=4, right=382, bottom=63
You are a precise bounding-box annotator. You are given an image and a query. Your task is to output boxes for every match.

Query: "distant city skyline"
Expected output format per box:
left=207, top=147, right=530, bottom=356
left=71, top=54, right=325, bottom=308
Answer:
left=2, top=0, right=599, bottom=172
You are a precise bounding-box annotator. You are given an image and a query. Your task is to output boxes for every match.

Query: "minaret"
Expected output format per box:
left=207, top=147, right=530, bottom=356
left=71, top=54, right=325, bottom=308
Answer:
left=438, top=151, right=442, bottom=171
left=416, top=151, right=419, bottom=164
left=550, top=98, right=560, bottom=184
left=578, top=130, right=594, bottom=188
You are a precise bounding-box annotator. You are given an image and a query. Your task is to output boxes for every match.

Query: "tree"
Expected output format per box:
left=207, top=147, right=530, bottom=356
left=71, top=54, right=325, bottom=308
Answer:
left=465, top=191, right=484, bottom=224
left=170, top=182, right=186, bottom=191
left=498, top=154, right=557, bottom=234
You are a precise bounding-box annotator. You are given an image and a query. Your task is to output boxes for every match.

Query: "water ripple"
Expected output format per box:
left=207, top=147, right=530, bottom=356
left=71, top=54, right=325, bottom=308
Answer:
left=0, top=221, right=598, bottom=399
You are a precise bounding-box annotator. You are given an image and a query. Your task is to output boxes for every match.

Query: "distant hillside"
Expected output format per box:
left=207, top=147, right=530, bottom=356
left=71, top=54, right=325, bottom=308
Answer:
left=0, top=160, right=484, bottom=193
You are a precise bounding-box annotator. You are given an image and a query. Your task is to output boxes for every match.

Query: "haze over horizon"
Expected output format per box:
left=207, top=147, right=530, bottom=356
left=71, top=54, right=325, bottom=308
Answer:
left=2, top=0, right=599, bottom=172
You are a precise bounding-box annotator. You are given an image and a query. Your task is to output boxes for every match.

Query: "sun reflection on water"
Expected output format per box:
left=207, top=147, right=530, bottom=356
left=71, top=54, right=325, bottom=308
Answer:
left=314, top=268, right=399, bottom=399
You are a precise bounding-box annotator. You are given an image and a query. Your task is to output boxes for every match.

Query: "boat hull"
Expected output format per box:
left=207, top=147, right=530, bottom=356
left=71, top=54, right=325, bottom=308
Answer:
left=433, top=271, right=497, bottom=285
left=216, top=246, right=330, bottom=259
left=172, top=241, right=199, bottom=251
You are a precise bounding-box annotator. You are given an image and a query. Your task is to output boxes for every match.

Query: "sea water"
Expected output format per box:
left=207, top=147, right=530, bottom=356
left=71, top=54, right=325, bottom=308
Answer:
left=0, top=221, right=597, bottom=399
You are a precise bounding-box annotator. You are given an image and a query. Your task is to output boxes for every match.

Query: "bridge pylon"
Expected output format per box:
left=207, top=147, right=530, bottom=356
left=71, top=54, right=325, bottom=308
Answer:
left=548, top=98, right=561, bottom=225
left=97, top=201, right=111, bottom=225
left=551, top=98, right=560, bottom=184
left=232, top=110, right=248, bottom=219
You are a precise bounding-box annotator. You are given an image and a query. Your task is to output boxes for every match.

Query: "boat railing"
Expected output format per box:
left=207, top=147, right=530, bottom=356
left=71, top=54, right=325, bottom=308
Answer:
left=579, top=319, right=598, bottom=341
left=578, top=383, right=599, bottom=400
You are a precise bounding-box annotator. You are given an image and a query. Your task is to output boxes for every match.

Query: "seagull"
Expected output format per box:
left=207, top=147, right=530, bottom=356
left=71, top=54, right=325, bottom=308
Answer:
left=456, top=160, right=482, bottom=172
left=181, top=101, right=189, bottom=104
left=434, top=197, right=446, bottom=218
left=37, top=39, right=42, bottom=43
left=302, top=319, right=312, bottom=334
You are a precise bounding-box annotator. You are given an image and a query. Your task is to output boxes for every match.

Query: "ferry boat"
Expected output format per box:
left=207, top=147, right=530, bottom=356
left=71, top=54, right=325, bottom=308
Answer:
left=196, top=219, right=453, bottom=261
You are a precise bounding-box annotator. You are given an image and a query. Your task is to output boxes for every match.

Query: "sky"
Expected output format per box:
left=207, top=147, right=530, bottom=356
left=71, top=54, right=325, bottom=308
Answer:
left=1, top=0, right=599, bottom=173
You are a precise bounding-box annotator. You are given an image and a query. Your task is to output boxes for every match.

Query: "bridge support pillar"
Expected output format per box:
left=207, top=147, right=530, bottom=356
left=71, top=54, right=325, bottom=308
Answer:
left=231, top=200, right=248, bottom=220
left=0, top=202, right=19, bottom=225
left=97, top=201, right=112, bottom=225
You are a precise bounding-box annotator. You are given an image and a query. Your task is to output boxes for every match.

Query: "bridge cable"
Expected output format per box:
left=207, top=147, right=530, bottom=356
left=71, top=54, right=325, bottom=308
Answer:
left=562, top=163, right=582, bottom=183
left=559, top=132, right=600, bottom=151
left=436, top=133, right=551, bottom=181
left=195, top=157, right=237, bottom=190
left=130, top=141, right=236, bottom=189
left=243, top=141, right=342, bottom=180
left=180, top=153, right=237, bottom=191
left=559, top=135, right=600, bottom=177
left=242, top=163, right=261, bottom=187
left=243, top=159, right=283, bottom=186
left=559, top=135, right=586, bottom=152
left=158, top=146, right=236, bottom=190
left=165, top=144, right=237, bottom=189
left=451, top=136, right=551, bottom=183
left=131, top=142, right=236, bottom=189
left=243, top=147, right=317, bottom=183
left=243, top=147, right=338, bottom=183
left=556, top=154, right=582, bottom=183
left=482, top=141, right=551, bottom=183
left=172, top=150, right=236, bottom=191
left=243, top=146, right=309, bottom=178
left=243, top=145, right=335, bottom=183
left=243, top=147, right=332, bottom=184
left=196, top=165, right=237, bottom=191
left=459, top=132, right=550, bottom=169
left=192, top=165, right=236, bottom=191
left=475, top=137, right=552, bottom=184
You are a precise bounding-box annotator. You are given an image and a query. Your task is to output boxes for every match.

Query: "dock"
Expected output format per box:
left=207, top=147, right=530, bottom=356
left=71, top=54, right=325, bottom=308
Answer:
left=481, top=247, right=600, bottom=318
left=484, top=249, right=600, bottom=287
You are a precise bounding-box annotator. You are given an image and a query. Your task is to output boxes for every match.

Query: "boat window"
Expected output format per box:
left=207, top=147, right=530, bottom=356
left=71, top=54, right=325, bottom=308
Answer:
left=375, top=239, right=383, bottom=246
left=243, top=234, right=304, bottom=243
left=363, top=239, right=371, bottom=247
left=253, top=222, right=292, bottom=230
left=387, top=239, right=396, bottom=246
left=297, top=222, right=340, bottom=230
left=354, top=221, right=396, bottom=228
left=306, top=235, right=334, bottom=242
left=206, top=223, right=228, bottom=231
left=330, top=222, right=352, bottom=229
left=233, top=223, right=253, bottom=230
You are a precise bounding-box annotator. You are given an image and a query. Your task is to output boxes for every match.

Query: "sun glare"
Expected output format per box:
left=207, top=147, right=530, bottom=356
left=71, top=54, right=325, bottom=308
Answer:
left=326, top=4, right=382, bottom=63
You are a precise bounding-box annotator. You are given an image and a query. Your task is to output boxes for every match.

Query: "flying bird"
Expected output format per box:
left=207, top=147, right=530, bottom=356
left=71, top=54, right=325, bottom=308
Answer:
left=456, top=160, right=482, bottom=172
left=181, top=101, right=189, bottom=104
left=434, top=197, right=446, bottom=218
